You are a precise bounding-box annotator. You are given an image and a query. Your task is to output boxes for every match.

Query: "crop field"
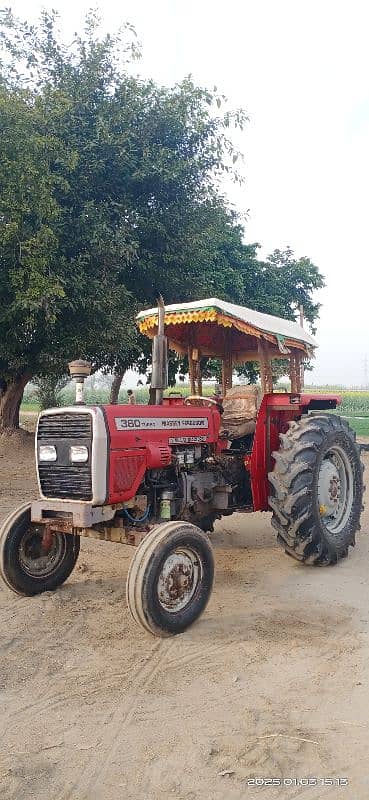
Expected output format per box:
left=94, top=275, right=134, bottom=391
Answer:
left=21, top=387, right=369, bottom=436
left=304, top=389, right=369, bottom=437
left=338, top=400, right=369, bottom=436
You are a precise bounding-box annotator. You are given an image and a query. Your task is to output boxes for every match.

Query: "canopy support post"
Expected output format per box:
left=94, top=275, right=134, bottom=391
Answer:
left=188, top=345, right=196, bottom=395
left=196, top=352, right=203, bottom=395
left=222, top=330, right=233, bottom=396
left=222, top=353, right=233, bottom=396
left=290, top=350, right=302, bottom=393
left=258, top=339, right=273, bottom=394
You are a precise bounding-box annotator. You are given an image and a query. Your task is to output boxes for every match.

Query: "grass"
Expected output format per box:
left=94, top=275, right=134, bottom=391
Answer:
left=343, top=417, right=369, bottom=437
left=20, top=402, right=40, bottom=412
left=305, top=389, right=369, bottom=437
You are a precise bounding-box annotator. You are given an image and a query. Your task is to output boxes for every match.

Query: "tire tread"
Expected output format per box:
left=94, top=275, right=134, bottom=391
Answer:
left=268, top=414, right=363, bottom=565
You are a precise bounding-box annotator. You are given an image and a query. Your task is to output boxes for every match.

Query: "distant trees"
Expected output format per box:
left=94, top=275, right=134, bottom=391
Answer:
left=0, top=9, right=324, bottom=427
left=32, top=376, right=69, bottom=410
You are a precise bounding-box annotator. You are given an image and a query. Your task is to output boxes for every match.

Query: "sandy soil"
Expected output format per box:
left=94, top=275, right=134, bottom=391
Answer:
left=1, top=419, right=369, bottom=799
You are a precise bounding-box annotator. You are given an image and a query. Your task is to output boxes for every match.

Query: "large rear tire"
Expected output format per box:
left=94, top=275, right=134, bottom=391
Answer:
left=0, top=504, right=80, bottom=595
left=126, top=521, right=214, bottom=637
left=268, top=414, right=364, bottom=565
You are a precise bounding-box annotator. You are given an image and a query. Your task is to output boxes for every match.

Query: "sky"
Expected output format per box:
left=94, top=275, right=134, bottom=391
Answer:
left=10, top=0, right=369, bottom=385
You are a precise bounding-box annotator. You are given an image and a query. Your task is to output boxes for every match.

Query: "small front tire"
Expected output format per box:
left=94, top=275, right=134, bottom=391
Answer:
left=0, top=503, right=80, bottom=596
left=126, top=521, right=214, bottom=637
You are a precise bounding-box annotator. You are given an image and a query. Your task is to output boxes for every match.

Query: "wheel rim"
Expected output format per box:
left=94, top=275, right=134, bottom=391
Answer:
left=19, top=528, right=66, bottom=578
left=157, top=547, right=202, bottom=613
left=317, top=445, right=354, bottom=534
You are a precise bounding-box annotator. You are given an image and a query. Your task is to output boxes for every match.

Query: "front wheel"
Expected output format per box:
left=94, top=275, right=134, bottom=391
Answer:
left=0, top=503, right=80, bottom=595
left=126, top=521, right=214, bottom=637
left=268, top=414, right=364, bottom=565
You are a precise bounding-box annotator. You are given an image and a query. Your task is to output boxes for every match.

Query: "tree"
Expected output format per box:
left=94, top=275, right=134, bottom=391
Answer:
left=33, top=375, right=69, bottom=410
left=0, top=9, right=251, bottom=426
left=248, top=247, right=323, bottom=328
left=0, top=74, right=134, bottom=424
left=234, top=247, right=324, bottom=383
left=0, top=9, right=324, bottom=426
left=0, top=81, right=62, bottom=427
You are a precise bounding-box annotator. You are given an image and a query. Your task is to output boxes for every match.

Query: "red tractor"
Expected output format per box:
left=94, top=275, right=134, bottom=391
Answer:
left=0, top=297, right=364, bottom=636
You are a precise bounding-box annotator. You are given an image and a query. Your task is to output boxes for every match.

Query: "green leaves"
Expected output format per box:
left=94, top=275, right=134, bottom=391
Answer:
left=0, top=8, right=324, bottom=406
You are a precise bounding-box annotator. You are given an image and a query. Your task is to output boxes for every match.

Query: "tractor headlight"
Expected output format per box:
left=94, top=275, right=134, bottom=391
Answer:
left=70, top=445, right=88, bottom=463
left=39, top=445, right=57, bottom=462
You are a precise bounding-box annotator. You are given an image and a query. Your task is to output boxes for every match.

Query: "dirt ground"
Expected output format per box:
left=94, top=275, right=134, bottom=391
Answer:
left=1, top=417, right=369, bottom=799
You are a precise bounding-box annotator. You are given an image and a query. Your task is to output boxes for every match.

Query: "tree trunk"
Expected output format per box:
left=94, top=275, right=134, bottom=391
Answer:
left=0, top=373, right=31, bottom=430
left=109, top=372, right=125, bottom=404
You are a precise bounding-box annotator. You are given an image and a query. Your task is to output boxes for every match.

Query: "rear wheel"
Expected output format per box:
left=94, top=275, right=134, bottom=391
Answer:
left=0, top=504, right=80, bottom=595
left=268, top=414, right=364, bottom=565
left=126, top=521, right=214, bottom=636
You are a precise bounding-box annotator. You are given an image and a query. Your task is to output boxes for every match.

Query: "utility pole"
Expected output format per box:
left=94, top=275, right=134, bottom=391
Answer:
left=363, top=355, right=368, bottom=388
left=299, top=305, right=305, bottom=390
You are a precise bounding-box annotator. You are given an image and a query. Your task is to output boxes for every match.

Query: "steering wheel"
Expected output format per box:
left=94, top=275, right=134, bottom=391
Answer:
left=184, top=395, right=220, bottom=408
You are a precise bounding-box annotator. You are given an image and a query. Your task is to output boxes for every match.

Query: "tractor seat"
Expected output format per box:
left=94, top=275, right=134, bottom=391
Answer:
left=220, top=385, right=261, bottom=440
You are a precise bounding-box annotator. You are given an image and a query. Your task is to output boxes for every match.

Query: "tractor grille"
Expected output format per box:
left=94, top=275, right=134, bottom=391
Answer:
left=37, top=412, right=93, bottom=500
left=38, top=413, right=92, bottom=439
left=38, top=464, right=92, bottom=500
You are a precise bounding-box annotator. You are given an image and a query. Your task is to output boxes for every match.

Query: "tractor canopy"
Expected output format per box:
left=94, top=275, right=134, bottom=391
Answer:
left=137, top=297, right=317, bottom=396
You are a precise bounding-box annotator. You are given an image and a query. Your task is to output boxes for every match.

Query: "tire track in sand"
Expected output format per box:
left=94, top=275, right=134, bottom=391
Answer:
left=58, top=633, right=243, bottom=800
left=0, top=614, right=84, bottom=742
left=57, top=637, right=176, bottom=800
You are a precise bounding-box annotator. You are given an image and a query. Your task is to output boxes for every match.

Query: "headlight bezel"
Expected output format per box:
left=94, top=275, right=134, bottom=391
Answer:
left=39, top=444, right=57, bottom=462
left=69, top=445, right=89, bottom=464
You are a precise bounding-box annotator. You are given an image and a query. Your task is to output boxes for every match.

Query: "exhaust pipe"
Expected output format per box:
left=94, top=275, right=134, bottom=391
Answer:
left=151, top=293, right=168, bottom=405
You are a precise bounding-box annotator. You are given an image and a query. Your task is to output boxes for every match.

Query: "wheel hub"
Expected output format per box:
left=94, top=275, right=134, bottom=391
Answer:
left=19, top=527, right=64, bottom=577
left=157, top=549, right=200, bottom=612
left=317, top=446, right=353, bottom=534
left=318, top=459, right=341, bottom=517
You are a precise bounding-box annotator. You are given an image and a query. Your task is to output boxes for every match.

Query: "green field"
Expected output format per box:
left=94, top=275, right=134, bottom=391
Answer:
left=341, top=417, right=369, bottom=437
left=21, top=383, right=211, bottom=410
left=304, top=389, right=369, bottom=437
left=21, top=387, right=369, bottom=437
